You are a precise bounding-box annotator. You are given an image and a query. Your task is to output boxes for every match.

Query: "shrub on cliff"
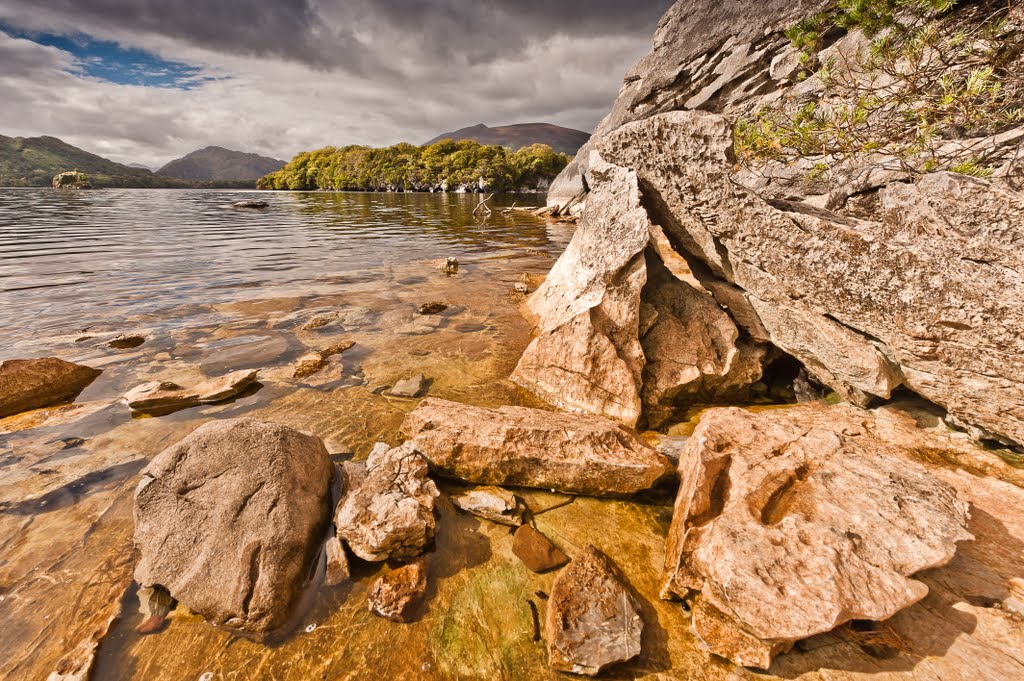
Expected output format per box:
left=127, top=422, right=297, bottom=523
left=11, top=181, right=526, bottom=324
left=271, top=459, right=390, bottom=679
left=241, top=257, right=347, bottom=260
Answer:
left=736, top=0, right=1024, bottom=179
left=257, top=140, right=571, bottom=192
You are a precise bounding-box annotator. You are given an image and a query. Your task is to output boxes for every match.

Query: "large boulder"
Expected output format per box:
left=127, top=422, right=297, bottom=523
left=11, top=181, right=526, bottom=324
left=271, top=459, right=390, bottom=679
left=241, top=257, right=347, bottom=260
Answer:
left=0, top=358, right=101, bottom=419
left=539, top=0, right=1024, bottom=445
left=598, top=112, right=1024, bottom=443
left=401, top=398, right=673, bottom=496
left=334, top=442, right=439, bottom=562
left=662, top=404, right=972, bottom=669
left=133, top=419, right=334, bottom=637
left=546, top=546, right=643, bottom=676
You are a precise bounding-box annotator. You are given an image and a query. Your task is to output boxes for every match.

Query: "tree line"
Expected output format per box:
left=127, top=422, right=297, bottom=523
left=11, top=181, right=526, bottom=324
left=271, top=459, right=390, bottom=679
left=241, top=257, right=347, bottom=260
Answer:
left=257, top=140, right=572, bottom=192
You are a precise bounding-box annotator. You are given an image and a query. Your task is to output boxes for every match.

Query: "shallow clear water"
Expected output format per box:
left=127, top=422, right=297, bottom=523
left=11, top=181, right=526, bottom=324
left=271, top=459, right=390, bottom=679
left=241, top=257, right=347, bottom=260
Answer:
left=0, top=188, right=559, bottom=345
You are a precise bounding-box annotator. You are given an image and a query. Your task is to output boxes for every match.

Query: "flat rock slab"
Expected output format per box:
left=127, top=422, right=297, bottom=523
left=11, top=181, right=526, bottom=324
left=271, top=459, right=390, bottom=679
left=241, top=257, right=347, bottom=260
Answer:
left=663, top=404, right=973, bottom=669
left=335, top=442, right=439, bottom=562
left=367, top=556, right=430, bottom=623
left=0, top=358, right=101, bottom=418
left=402, top=398, right=673, bottom=496
left=133, top=419, right=334, bottom=637
left=512, top=525, right=569, bottom=573
left=547, top=546, right=643, bottom=676
left=124, top=369, right=258, bottom=413
left=450, top=486, right=524, bottom=526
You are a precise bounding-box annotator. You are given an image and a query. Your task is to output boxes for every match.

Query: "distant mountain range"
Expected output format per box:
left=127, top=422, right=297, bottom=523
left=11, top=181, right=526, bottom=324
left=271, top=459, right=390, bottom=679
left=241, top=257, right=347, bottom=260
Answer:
left=157, top=146, right=286, bottom=182
left=0, top=136, right=277, bottom=188
left=0, top=135, right=189, bottom=188
left=423, top=123, right=590, bottom=155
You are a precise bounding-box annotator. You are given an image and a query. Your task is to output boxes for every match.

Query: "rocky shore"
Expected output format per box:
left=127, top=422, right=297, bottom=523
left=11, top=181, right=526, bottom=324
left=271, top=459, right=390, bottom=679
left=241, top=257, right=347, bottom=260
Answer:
left=1, top=1, right=1023, bottom=680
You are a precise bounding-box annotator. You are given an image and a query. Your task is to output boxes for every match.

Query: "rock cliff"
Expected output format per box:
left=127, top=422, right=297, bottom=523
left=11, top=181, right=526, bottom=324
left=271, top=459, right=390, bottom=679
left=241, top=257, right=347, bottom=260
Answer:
left=530, top=0, right=1024, bottom=445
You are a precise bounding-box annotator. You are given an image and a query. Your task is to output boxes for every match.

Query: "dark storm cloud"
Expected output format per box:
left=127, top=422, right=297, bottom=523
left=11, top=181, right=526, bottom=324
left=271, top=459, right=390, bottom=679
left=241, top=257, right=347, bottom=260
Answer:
left=0, top=0, right=674, bottom=70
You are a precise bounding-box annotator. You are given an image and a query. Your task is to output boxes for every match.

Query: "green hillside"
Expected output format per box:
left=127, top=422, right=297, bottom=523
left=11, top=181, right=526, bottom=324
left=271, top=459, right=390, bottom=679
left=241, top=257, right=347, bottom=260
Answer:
left=0, top=135, right=252, bottom=188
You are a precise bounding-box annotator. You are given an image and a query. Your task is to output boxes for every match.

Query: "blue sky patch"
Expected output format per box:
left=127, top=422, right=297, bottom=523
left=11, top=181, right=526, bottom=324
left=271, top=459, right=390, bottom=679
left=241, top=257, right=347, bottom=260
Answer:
left=3, top=25, right=208, bottom=89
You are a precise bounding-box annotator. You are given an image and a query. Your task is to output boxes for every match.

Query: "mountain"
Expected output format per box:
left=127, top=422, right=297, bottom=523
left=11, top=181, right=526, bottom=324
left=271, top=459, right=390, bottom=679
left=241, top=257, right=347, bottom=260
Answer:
left=423, top=123, right=590, bottom=156
left=158, top=146, right=286, bottom=182
left=0, top=134, right=193, bottom=188
left=127, top=163, right=154, bottom=171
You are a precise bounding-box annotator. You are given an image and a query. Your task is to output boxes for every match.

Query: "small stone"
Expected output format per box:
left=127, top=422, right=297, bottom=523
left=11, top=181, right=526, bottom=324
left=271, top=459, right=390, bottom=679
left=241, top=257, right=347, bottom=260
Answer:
left=322, top=340, right=355, bottom=357
left=513, top=282, right=529, bottom=294
left=417, top=302, right=448, bottom=315
left=512, top=525, right=569, bottom=573
left=136, top=585, right=176, bottom=635
left=108, top=334, right=146, bottom=349
left=389, top=374, right=427, bottom=398
left=546, top=546, right=642, bottom=676
left=451, top=486, right=524, bottom=526
left=324, top=537, right=350, bottom=586
left=293, top=352, right=326, bottom=379
left=440, top=257, right=459, bottom=275
left=233, top=200, right=269, bottom=209
left=367, top=556, right=430, bottom=623
left=303, top=315, right=333, bottom=330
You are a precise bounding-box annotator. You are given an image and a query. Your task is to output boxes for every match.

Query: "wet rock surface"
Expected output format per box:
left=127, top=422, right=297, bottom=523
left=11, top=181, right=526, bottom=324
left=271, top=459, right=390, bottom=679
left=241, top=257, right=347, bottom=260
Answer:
left=324, top=537, right=350, bottom=586
left=546, top=546, right=643, bottom=676
left=663, top=404, right=973, bottom=669
left=403, top=398, right=673, bottom=496
left=133, top=419, right=334, bottom=636
left=450, top=485, right=524, bottom=526
left=334, top=442, right=439, bottom=562
left=0, top=358, right=101, bottom=418
left=367, top=556, right=430, bottom=623
left=389, top=374, right=427, bottom=398
left=108, top=334, right=146, bottom=349
left=123, top=368, right=258, bottom=413
left=512, top=525, right=569, bottom=573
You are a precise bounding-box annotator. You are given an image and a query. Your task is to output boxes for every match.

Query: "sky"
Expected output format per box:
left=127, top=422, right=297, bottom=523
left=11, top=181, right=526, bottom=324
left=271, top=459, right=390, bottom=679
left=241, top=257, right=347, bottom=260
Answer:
left=0, top=0, right=674, bottom=168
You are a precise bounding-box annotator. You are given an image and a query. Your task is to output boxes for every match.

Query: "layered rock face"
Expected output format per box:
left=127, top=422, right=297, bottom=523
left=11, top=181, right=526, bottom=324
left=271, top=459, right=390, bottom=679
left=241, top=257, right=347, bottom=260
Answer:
left=401, top=398, right=673, bottom=496
left=662, top=404, right=972, bottom=668
left=530, top=0, right=1024, bottom=444
left=133, top=419, right=334, bottom=636
left=0, top=358, right=101, bottom=418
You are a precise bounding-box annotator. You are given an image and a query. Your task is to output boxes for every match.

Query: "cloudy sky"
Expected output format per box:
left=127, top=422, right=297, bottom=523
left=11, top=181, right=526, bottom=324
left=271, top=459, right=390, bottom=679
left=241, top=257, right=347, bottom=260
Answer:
left=0, top=1, right=673, bottom=168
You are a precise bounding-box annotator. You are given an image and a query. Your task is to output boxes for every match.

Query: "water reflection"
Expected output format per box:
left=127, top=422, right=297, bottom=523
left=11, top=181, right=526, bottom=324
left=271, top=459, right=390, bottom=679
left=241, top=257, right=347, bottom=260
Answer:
left=0, top=189, right=561, bottom=345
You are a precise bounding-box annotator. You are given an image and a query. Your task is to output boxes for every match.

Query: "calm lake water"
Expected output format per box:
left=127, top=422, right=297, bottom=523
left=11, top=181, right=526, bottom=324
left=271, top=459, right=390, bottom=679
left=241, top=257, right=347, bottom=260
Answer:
left=0, top=188, right=563, bottom=347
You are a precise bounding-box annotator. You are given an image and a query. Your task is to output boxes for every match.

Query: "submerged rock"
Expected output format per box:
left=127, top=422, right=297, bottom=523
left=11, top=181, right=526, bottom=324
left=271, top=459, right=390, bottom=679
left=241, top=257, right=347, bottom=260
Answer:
left=123, top=368, right=258, bottom=413
left=389, top=374, right=427, bottom=398
left=440, top=257, right=459, bottom=275
left=416, top=302, right=448, bottom=315
left=133, top=419, right=334, bottom=636
left=402, top=398, right=673, bottom=496
left=546, top=546, right=642, bottom=676
left=233, top=200, right=269, bottom=209
left=450, top=486, right=524, bottom=526
left=367, top=556, right=429, bottom=623
left=0, top=358, right=101, bottom=419
left=324, top=537, right=350, bottom=586
left=136, top=585, right=176, bottom=635
left=334, top=442, right=439, bottom=562
left=108, top=334, right=146, bottom=349
left=512, top=525, right=569, bottom=573
left=662, top=404, right=972, bottom=669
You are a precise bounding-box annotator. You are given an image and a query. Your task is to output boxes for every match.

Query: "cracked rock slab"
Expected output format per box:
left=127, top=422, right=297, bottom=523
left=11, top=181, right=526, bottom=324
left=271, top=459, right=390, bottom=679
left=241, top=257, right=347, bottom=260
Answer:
left=133, top=419, right=333, bottom=637
left=662, top=404, right=973, bottom=669
left=402, top=398, right=673, bottom=496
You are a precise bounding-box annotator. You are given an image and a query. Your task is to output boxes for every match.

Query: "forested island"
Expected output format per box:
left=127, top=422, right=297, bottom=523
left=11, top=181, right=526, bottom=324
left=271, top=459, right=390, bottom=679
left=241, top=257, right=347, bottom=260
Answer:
left=257, top=140, right=571, bottom=192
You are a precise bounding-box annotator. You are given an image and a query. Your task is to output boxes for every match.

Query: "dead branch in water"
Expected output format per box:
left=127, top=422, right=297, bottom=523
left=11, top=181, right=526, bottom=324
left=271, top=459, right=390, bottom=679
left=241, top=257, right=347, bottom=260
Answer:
left=472, top=193, right=495, bottom=216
